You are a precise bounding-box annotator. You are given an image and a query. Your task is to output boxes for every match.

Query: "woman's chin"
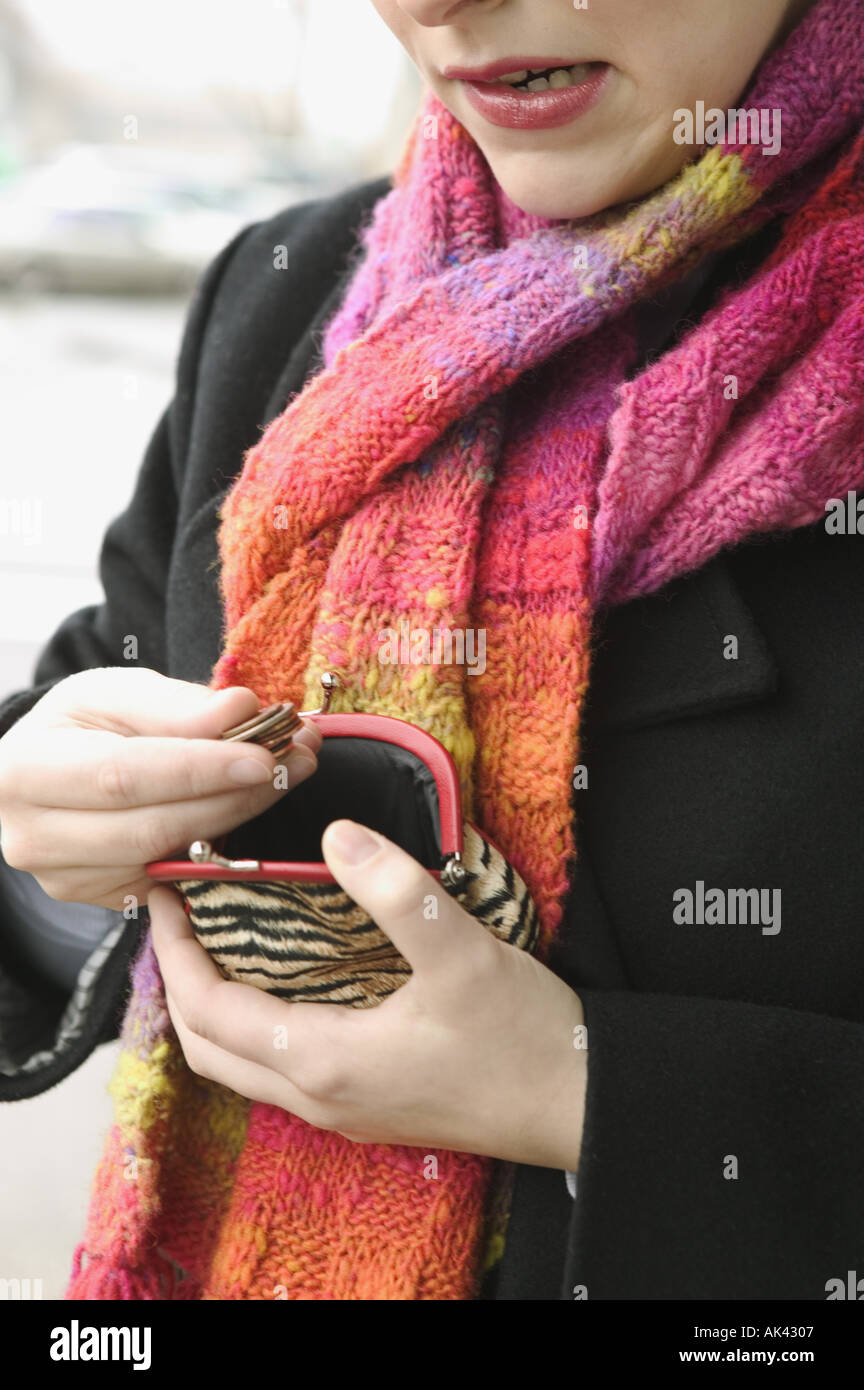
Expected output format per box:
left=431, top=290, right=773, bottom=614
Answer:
left=479, top=142, right=622, bottom=222
left=483, top=139, right=692, bottom=224
left=488, top=167, right=619, bottom=223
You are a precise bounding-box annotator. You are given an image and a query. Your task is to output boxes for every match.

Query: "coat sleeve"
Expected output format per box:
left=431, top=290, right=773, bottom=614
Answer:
left=0, top=218, right=263, bottom=1101
left=495, top=984, right=864, bottom=1300
left=563, top=986, right=864, bottom=1298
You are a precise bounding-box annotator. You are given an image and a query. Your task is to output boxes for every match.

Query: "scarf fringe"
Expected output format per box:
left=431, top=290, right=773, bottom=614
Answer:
left=67, top=1242, right=197, bottom=1301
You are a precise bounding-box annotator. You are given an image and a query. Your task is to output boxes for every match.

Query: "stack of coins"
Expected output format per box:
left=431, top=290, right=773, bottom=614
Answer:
left=219, top=701, right=303, bottom=761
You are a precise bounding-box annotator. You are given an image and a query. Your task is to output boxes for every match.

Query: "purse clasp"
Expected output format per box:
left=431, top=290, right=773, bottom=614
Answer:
left=189, top=840, right=261, bottom=872
left=441, top=852, right=466, bottom=888
left=219, top=673, right=341, bottom=761
left=299, top=671, right=340, bottom=717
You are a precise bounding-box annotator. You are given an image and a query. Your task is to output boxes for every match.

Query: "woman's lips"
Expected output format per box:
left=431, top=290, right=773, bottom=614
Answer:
left=457, top=64, right=611, bottom=131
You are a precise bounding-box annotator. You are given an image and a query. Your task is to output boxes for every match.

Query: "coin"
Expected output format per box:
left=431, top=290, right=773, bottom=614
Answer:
left=219, top=701, right=302, bottom=761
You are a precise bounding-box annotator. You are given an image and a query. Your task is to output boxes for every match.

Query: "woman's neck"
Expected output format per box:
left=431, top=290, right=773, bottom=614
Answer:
left=494, top=182, right=561, bottom=244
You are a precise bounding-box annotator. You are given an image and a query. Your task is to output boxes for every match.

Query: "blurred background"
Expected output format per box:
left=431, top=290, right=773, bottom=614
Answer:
left=0, top=0, right=422, bottom=695
left=0, top=0, right=421, bottom=1298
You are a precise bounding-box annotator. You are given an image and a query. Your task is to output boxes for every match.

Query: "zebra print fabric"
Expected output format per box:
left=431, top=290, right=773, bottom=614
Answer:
left=177, top=822, right=540, bottom=1008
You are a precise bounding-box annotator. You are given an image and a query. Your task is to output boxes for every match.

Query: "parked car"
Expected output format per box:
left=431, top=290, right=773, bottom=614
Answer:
left=0, top=151, right=287, bottom=294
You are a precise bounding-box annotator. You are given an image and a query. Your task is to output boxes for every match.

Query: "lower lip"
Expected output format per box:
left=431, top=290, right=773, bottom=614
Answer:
left=459, top=64, right=610, bottom=131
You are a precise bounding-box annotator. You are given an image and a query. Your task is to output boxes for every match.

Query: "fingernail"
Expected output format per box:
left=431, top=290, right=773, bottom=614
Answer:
left=325, top=820, right=379, bottom=865
left=228, top=758, right=272, bottom=785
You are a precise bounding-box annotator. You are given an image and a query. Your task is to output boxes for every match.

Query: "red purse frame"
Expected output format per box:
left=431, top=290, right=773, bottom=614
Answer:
left=147, top=709, right=469, bottom=891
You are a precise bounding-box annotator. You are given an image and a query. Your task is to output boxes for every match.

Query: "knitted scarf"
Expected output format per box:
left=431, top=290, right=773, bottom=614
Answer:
left=69, top=0, right=864, bottom=1300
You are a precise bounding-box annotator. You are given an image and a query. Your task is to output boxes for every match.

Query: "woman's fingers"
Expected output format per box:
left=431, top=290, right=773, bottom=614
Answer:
left=150, top=884, right=345, bottom=1088
left=164, top=985, right=308, bottom=1113
left=9, top=724, right=320, bottom=811
left=39, top=668, right=260, bottom=740
left=0, top=667, right=323, bottom=909
left=10, top=727, right=274, bottom=809
left=8, top=754, right=316, bottom=871
left=320, top=819, right=494, bottom=985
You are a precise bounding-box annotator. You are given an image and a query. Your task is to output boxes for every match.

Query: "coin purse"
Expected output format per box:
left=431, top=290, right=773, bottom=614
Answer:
left=147, top=675, right=540, bottom=1009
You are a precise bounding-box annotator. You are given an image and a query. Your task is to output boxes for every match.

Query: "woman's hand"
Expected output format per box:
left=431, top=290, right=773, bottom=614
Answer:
left=150, top=818, right=588, bottom=1173
left=0, top=667, right=321, bottom=911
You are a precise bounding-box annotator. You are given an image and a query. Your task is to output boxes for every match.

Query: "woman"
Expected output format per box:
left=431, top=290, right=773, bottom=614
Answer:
left=1, top=0, right=862, bottom=1301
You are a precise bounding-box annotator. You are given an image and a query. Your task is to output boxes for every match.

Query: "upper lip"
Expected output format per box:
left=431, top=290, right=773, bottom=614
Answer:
left=441, top=57, right=592, bottom=83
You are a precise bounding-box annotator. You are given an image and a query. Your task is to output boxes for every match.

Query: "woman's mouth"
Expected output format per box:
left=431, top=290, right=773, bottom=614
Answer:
left=491, top=63, right=596, bottom=92
left=443, top=60, right=611, bottom=132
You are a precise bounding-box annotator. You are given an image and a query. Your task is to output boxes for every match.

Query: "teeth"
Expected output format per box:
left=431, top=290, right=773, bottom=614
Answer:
left=496, top=63, right=592, bottom=91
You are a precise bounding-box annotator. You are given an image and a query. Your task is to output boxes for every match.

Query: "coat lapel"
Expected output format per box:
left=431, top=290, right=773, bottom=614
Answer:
left=262, top=243, right=377, bottom=426
left=586, top=549, right=779, bottom=732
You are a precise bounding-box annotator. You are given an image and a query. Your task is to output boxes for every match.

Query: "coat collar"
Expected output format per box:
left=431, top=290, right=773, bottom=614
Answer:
left=262, top=215, right=387, bottom=427
left=586, top=548, right=779, bottom=731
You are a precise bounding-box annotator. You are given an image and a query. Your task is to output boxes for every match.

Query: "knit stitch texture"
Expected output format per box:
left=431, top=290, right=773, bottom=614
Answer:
left=68, top=0, right=864, bottom=1299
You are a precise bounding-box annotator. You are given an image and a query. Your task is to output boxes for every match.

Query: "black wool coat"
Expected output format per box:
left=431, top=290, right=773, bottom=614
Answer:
left=1, top=176, right=863, bottom=1301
